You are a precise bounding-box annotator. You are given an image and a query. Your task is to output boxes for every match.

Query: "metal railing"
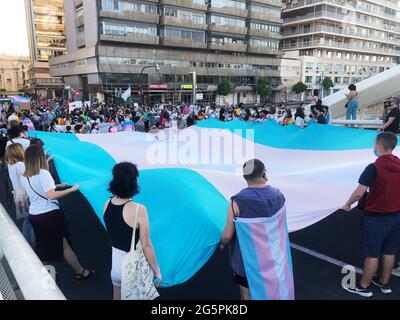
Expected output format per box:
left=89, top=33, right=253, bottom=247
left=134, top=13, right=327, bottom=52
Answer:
left=282, top=39, right=400, bottom=56
left=283, top=10, right=400, bottom=34
left=283, top=0, right=400, bottom=21
left=331, top=119, right=383, bottom=128
left=283, top=26, right=398, bottom=45
left=0, top=204, right=66, bottom=300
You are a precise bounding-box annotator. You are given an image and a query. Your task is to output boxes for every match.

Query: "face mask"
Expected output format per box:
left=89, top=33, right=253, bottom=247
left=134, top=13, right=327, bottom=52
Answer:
left=374, top=150, right=380, bottom=157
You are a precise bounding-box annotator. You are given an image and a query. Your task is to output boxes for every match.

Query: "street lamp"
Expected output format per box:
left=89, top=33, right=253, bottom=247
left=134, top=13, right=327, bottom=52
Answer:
left=188, top=71, right=196, bottom=106
left=140, top=64, right=160, bottom=106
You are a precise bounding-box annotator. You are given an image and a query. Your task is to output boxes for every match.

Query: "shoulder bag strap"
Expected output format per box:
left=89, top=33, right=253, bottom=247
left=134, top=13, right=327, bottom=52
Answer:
left=129, top=203, right=141, bottom=253
left=27, top=177, right=59, bottom=207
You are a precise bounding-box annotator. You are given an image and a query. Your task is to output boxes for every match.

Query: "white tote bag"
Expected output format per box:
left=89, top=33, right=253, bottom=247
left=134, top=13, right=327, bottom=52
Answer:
left=121, top=204, right=160, bottom=300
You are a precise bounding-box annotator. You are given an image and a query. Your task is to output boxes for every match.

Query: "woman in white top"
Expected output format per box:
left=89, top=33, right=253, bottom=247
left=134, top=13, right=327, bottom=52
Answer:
left=4, top=143, right=35, bottom=247
left=20, top=145, right=94, bottom=280
left=294, top=106, right=306, bottom=128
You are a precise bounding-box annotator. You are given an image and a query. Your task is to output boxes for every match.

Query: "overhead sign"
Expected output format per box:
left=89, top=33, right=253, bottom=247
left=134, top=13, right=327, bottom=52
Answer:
left=181, top=84, right=198, bottom=89
left=149, top=84, right=168, bottom=89
left=196, top=93, right=204, bottom=100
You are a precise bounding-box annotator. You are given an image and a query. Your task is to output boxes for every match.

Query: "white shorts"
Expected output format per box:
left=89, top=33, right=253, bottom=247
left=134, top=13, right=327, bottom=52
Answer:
left=111, top=247, right=128, bottom=287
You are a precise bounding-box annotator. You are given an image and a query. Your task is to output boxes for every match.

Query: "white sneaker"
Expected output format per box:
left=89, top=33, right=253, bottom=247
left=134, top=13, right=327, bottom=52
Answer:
left=391, top=266, right=400, bottom=277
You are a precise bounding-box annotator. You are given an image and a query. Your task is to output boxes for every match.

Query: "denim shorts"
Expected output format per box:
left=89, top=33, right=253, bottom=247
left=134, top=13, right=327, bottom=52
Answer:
left=361, top=213, right=400, bottom=258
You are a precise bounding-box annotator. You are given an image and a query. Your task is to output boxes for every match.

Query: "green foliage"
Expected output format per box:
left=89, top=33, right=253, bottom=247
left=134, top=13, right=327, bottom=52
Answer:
left=256, top=77, right=272, bottom=97
left=322, top=77, right=334, bottom=91
left=217, top=79, right=231, bottom=96
left=292, top=81, right=308, bottom=94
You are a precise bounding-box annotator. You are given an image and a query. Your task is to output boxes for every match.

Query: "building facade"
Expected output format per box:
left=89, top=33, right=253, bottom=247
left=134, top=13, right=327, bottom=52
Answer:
left=25, top=0, right=67, bottom=98
left=49, top=0, right=301, bottom=104
left=0, top=55, right=30, bottom=93
left=282, top=0, right=400, bottom=96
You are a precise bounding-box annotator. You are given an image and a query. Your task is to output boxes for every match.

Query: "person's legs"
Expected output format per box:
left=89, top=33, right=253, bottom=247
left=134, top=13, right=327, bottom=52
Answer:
left=239, top=285, right=251, bottom=300
left=113, top=286, right=121, bottom=300
left=380, top=254, right=395, bottom=284
left=22, top=217, right=36, bottom=249
left=360, top=257, right=379, bottom=288
left=345, top=106, right=352, bottom=120
left=63, top=238, right=85, bottom=275
left=352, top=107, right=358, bottom=120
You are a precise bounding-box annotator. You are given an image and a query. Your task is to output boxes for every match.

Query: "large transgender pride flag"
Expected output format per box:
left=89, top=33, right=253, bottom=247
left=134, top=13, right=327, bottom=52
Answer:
left=29, top=119, right=400, bottom=292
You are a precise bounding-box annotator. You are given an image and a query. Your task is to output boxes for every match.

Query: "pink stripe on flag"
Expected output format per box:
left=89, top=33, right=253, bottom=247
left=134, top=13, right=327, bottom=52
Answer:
left=249, top=222, right=281, bottom=300
left=278, top=212, right=295, bottom=300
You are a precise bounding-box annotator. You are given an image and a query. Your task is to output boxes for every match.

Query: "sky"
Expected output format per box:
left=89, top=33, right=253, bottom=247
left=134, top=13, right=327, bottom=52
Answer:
left=0, top=0, right=29, bottom=56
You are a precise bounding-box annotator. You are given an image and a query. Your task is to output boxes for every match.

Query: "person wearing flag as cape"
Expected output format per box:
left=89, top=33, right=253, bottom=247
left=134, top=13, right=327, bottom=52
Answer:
left=220, top=159, right=294, bottom=300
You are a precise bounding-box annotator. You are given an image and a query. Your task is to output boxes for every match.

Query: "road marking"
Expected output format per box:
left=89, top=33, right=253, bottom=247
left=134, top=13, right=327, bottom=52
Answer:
left=290, top=243, right=363, bottom=274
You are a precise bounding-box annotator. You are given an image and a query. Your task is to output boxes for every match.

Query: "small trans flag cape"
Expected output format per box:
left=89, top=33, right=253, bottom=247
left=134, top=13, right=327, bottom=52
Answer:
left=234, top=205, right=294, bottom=300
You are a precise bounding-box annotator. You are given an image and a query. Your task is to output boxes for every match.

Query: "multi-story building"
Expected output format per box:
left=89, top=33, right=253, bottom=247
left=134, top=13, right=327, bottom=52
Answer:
left=0, top=55, right=30, bottom=93
left=49, top=0, right=301, bottom=104
left=25, top=0, right=67, bottom=98
left=282, top=0, right=400, bottom=96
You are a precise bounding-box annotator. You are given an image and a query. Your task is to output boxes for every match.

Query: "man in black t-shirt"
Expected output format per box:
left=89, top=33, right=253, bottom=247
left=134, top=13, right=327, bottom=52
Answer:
left=383, top=98, right=400, bottom=134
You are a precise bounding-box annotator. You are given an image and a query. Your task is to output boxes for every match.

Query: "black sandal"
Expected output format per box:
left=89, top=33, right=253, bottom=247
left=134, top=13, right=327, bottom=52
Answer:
left=75, top=268, right=95, bottom=280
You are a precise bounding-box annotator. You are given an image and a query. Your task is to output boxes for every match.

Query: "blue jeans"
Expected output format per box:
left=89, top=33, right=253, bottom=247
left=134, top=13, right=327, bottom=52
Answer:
left=346, top=106, right=358, bottom=120
left=22, top=217, right=36, bottom=249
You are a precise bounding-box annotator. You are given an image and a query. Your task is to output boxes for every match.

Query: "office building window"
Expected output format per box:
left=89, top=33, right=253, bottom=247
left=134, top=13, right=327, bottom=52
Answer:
left=102, top=21, right=157, bottom=36
left=211, top=0, right=246, bottom=10
left=164, top=27, right=205, bottom=43
left=210, top=15, right=245, bottom=27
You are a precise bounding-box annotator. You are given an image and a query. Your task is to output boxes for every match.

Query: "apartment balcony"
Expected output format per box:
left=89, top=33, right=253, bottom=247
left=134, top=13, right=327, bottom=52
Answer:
left=283, top=10, right=400, bottom=34
left=249, top=29, right=282, bottom=39
left=35, top=22, right=64, bottom=32
left=73, top=0, right=83, bottom=7
left=75, top=14, right=84, bottom=27
left=208, top=6, right=248, bottom=18
left=208, top=42, right=247, bottom=52
left=34, top=8, right=64, bottom=16
left=282, top=26, right=398, bottom=45
left=160, top=16, right=207, bottom=30
left=76, top=38, right=85, bottom=48
left=248, top=11, right=283, bottom=24
left=162, top=37, right=207, bottom=49
left=160, top=0, right=208, bottom=11
left=248, top=45, right=281, bottom=55
left=99, top=10, right=159, bottom=24
left=282, top=40, right=400, bottom=56
left=99, top=33, right=159, bottom=45
left=283, top=0, right=400, bottom=22
left=249, top=0, right=283, bottom=8
left=209, top=24, right=248, bottom=35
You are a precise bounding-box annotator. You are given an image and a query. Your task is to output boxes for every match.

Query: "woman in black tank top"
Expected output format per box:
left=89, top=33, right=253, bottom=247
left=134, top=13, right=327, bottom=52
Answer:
left=104, top=199, right=140, bottom=252
left=104, top=162, right=161, bottom=300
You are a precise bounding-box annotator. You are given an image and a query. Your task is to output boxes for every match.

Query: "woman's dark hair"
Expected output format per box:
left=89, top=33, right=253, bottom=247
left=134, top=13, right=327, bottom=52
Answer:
left=348, top=84, right=357, bottom=91
left=295, top=107, right=305, bottom=119
left=30, top=138, right=44, bottom=147
left=7, top=125, right=22, bottom=139
left=108, top=162, right=140, bottom=199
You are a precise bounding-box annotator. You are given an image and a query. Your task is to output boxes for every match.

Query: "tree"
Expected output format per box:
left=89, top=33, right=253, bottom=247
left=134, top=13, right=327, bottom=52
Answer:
left=322, top=77, right=334, bottom=92
left=292, top=81, right=308, bottom=94
left=217, top=79, right=231, bottom=96
left=256, top=77, right=272, bottom=100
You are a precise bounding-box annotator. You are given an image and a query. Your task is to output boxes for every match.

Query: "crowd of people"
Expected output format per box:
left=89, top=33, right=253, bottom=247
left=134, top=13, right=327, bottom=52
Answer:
left=0, top=96, right=334, bottom=138
left=0, top=87, right=400, bottom=300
